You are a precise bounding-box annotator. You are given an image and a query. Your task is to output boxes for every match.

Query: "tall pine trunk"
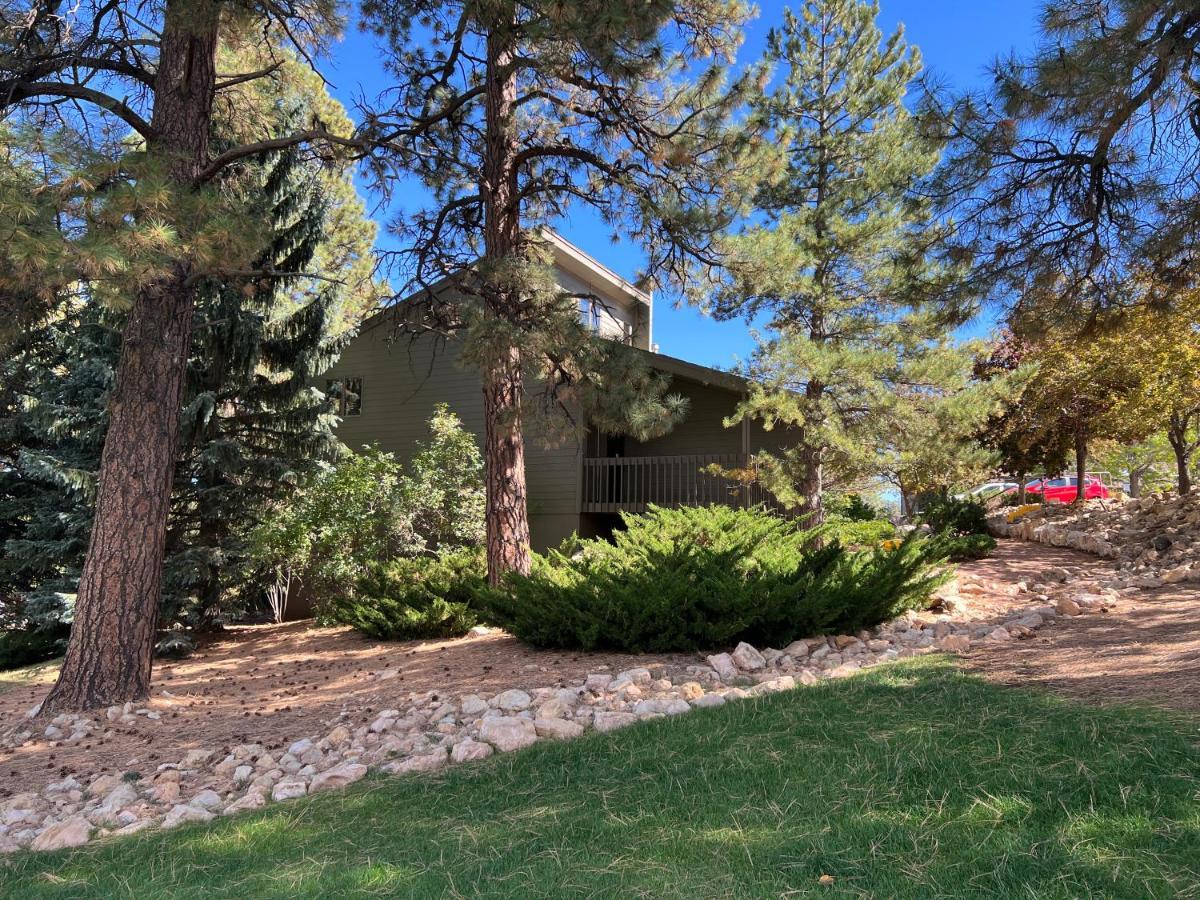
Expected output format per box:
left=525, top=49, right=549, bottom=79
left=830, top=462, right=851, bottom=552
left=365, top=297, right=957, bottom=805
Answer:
left=480, top=25, right=531, bottom=584
left=1074, top=427, right=1087, bottom=504
left=1167, top=416, right=1193, bottom=496
left=41, top=1, right=219, bottom=713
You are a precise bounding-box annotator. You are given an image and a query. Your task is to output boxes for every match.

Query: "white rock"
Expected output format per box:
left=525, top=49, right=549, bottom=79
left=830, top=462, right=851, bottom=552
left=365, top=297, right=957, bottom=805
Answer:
left=161, top=804, right=216, bottom=829
left=593, top=711, right=638, bottom=733
left=480, top=716, right=538, bottom=752
left=190, top=789, right=223, bottom=810
left=223, top=791, right=267, bottom=815
left=584, top=674, right=613, bottom=693
left=616, top=667, right=652, bottom=686
left=690, top=693, right=726, bottom=709
left=451, top=739, right=495, bottom=763
left=985, top=627, right=1012, bottom=642
left=383, top=748, right=448, bottom=775
left=233, top=765, right=254, bottom=786
left=706, top=653, right=739, bottom=682
left=494, top=689, right=533, bottom=711
left=180, top=749, right=215, bottom=769
left=271, top=778, right=308, bottom=802
left=310, top=762, right=368, bottom=793
left=534, top=718, right=584, bottom=740
left=287, top=738, right=315, bottom=757
left=30, top=816, right=92, bottom=852
left=459, top=695, right=489, bottom=716
left=731, top=642, right=767, bottom=671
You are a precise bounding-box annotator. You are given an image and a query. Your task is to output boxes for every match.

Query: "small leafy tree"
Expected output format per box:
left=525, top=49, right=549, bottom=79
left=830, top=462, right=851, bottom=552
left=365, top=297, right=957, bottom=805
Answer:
left=399, top=405, right=486, bottom=553
left=251, top=407, right=487, bottom=619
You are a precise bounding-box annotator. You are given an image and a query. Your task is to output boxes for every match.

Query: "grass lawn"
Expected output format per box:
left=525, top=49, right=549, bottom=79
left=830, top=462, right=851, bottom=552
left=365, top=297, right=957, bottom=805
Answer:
left=2, top=657, right=1198, bottom=899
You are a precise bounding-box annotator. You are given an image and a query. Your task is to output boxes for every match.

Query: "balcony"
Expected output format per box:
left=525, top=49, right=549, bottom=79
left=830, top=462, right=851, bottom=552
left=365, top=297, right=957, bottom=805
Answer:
left=580, top=454, right=792, bottom=515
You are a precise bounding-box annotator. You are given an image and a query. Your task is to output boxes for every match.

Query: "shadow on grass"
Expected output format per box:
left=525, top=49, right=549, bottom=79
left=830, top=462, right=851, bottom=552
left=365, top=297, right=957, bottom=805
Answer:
left=2, top=657, right=1198, bottom=899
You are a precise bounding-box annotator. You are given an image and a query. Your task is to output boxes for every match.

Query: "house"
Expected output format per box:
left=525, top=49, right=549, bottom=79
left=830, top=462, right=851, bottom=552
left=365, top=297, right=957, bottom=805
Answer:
left=320, top=231, right=794, bottom=551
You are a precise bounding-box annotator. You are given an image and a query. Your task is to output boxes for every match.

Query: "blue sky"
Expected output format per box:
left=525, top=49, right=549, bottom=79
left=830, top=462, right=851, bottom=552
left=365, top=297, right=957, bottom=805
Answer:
left=322, top=1, right=1044, bottom=370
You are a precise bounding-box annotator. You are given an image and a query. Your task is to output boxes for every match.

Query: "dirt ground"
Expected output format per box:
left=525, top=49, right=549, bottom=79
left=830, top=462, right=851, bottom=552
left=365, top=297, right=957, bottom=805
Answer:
left=2, top=538, right=1197, bottom=798
left=0, top=628, right=697, bottom=798
left=963, top=541, right=1200, bottom=714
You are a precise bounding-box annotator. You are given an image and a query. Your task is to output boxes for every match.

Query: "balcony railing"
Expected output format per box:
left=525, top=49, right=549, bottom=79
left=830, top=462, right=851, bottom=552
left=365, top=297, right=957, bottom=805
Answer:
left=581, top=454, right=793, bottom=515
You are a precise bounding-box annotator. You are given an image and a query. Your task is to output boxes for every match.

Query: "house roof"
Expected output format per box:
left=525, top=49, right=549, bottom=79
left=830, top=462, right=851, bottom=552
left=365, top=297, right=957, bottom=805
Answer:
left=352, top=231, right=742, bottom=392
left=630, top=346, right=748, bottom=394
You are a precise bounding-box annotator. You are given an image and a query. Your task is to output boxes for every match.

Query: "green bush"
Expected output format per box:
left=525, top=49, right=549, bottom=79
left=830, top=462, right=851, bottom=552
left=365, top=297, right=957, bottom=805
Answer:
left=827, top=493, right=881, bottom=522
left=0, top=624, right=68, bottom=670
left=942, top=533, right=997, bottom=561
left=825, top=516, right=895, bottom=546
left=479, top=505, right=950, bottom=653
left=918, top=496, right=989, bottom=536
left=328, top=550, right=483, bottom=641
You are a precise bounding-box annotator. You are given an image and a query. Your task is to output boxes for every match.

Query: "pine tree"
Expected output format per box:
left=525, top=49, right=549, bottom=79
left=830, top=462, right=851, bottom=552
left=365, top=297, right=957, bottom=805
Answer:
left=358, top=0, right=767, bottom=582
left=0, top=4, right=356, bottom=709
left=1, top=58, right=373, bottom=633
left=712, top=0, right=970, bottom=524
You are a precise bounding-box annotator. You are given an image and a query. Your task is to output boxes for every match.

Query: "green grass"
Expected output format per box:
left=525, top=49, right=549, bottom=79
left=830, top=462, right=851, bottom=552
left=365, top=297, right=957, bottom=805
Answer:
left=3, top=657, right=1198, bottom=898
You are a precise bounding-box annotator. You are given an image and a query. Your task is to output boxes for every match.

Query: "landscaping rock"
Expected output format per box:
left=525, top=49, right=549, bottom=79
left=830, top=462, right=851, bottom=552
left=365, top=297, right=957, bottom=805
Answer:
left=451, top=739, right=494, bottom=763
left=162, top=804, right=216, bottom=829
left=480, top=716, right=538, bottom=752
left=310, top=762, right=368, bottom=794
left=224, top=792, right=267, bottom=815
left=593, top=711, right=638, bottom=732
left=731, top=642, right=767, bottom=671
left=706, top=653, right=739, bottom=682
left=493, top=689, right=532, bottom=712
left=30, top=817, right=92, bottom=852
left=271, top=778, right=308, bottom=802
left=383, top=748, right=448, bottom=775
left=534, top=718, right=585, bottom=740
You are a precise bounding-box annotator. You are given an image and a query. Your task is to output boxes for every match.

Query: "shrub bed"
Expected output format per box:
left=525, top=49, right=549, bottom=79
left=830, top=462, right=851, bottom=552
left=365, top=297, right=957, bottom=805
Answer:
left=479, top=505, right=950, bottom=652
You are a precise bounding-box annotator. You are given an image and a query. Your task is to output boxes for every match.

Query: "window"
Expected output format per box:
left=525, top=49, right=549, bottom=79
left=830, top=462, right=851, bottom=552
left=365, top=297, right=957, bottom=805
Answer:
left=326, top=377, right=362, bottom=416
left=579, top=297, right=601, bottom=332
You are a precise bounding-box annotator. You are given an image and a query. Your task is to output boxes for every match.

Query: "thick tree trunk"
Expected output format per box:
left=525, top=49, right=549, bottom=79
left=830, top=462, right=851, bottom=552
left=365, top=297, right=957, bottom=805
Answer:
left=479, top=24, right=531, bottom=583
left=1015, top=470, right=1027, bottom=504
left=1074, top=428, right=1087, bottom=503
left=798, top=441, right=824, bottom=528
left=1167, top=418, right=1193, bottom=496
left=41, top=1, right=219, bottom=713
left=1128, top=469, right=1142, bottom=499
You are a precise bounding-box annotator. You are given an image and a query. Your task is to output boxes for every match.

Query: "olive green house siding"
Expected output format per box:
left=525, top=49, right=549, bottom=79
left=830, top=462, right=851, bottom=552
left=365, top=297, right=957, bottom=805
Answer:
left=320, top=234, right=795, bottom=550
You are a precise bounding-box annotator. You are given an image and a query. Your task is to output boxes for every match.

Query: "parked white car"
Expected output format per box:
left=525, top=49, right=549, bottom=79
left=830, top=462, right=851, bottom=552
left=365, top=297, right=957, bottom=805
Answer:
left=957, top=481, right=1018, bottom=500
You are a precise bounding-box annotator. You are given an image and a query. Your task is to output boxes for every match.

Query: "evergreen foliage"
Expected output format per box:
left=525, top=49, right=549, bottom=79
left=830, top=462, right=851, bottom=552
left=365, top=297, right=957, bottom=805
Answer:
left=711, top=0, right=973, bottom=522
left=0, top=64, right=376, bottom=630
left=480, top=505, right=950, bottom=652
left=358, top=0, right=768, bottom=580
left=328, top=550, right=483, bottom=641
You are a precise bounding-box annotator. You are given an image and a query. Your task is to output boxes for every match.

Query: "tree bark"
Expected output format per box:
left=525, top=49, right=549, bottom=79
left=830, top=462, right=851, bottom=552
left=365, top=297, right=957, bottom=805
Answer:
left=1167, top=417, right=1193, bottom=496
left=1128, top=468, right=1141, bottom=499
left=1015, top=469, right=1027, bottom=504
left=41, top=0, right=219, bottom=713
left=479, top=23, right=531, bottom=583
left=1074, top=427, right=1087, bottom=503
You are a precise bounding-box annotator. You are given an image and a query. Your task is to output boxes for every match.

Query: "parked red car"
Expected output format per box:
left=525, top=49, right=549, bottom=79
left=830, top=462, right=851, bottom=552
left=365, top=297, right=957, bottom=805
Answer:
left=1021, top=476, right=1110, bottom=503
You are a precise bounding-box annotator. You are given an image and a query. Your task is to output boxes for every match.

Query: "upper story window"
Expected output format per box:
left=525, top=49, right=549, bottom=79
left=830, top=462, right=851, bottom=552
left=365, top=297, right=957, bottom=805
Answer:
left=326, top=377, right=362, bottom=416
left=579, top=296, right=602, bottom=332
